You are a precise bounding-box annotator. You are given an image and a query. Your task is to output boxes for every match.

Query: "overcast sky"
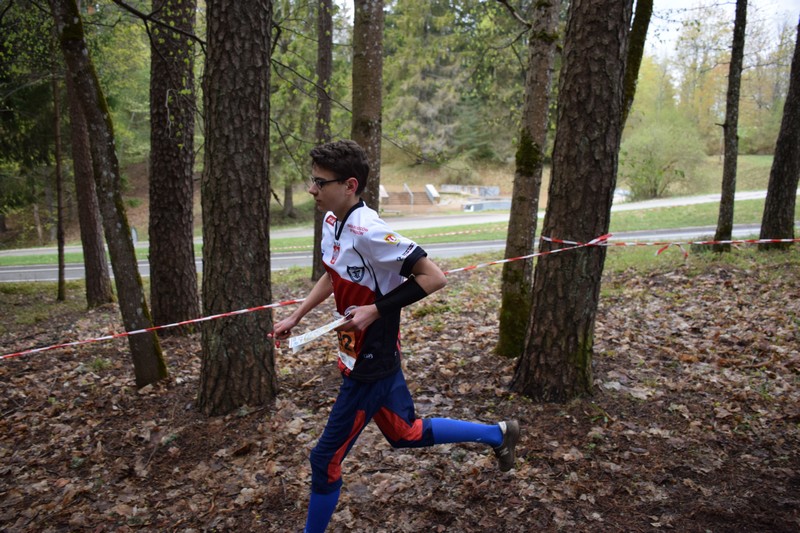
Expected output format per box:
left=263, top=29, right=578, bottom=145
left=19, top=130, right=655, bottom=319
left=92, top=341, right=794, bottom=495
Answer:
left=647, top=0, right=799, bottom=56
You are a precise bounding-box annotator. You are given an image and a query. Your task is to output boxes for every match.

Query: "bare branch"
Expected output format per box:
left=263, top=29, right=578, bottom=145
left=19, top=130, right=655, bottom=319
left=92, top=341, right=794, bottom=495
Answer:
left=109, top=0, right=206, bottom=54
left=0, top=0, right=16, bottom=27
left=495, top=0, right=531, bottom=29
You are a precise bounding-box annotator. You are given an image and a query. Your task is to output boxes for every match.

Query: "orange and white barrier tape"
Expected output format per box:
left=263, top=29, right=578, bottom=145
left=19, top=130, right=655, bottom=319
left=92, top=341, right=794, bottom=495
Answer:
left=2, top=232, right=797, bottom=360
left=443, top=233, right=611, bottom=274
left=542, top=235, right=800, bottom=259
left=0, top=298, right=305, bottom=361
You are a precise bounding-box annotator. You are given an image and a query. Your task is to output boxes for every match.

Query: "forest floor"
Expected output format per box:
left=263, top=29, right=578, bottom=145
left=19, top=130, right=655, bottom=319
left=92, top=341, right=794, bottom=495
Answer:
left=1, top=249, right=799, bottom=532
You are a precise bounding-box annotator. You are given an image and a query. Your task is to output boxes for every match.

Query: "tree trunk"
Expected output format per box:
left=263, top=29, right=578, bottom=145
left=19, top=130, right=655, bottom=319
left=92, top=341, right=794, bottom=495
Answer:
left=511, top=0, right=633, bottom=402
left=281, top=182, right=296, bottom=218
left=351, top=0, right=383, bottom=211
left=760, top=17, right=800, bottom=251
left=53, top=75, right=67, bottom=302
left=497, top=0, right=562, bottom=358
left=50, top=0, right=167, bottom=387
left=312, top=0, right=333, bottom=281
left=33, top=202, right=43, bottom=245
left=198, top=0, right=276, bottom=416
left=64, top=65, right=113, bottom=308
left=714, top=0, right=747, bottom=252
left=622, top=0, right=653, bottom=127
left=148, top=0, right=200, bottom=333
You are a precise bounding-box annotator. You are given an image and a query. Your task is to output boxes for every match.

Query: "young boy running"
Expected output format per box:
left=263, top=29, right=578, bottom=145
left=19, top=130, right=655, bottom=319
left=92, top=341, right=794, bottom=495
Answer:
left=272, top=140, right=519, bottom=533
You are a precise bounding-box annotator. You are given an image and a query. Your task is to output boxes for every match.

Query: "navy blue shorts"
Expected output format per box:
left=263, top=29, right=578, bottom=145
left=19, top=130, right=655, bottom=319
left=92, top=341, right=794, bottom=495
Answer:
left=309, top=368, right=434, bottom=494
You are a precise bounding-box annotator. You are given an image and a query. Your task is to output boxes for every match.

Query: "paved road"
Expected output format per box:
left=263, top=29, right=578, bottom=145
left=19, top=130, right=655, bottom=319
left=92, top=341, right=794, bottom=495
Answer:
left=2, top=189, right=797, bottom=282
left=257, top=190, right=777, bottom=238
left=0, top=222, right=785, bottom=283
left=0, top=189, right=781, bottom=259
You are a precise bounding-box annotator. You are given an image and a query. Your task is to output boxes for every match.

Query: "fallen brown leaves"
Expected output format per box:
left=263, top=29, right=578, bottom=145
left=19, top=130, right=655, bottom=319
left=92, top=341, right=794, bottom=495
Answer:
left=1, top=250, right=799, bottom=532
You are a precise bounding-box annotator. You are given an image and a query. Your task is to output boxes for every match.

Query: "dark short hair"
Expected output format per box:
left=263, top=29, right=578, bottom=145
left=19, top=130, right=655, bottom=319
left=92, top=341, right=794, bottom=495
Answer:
left=309, top=140, right=370, bottom=194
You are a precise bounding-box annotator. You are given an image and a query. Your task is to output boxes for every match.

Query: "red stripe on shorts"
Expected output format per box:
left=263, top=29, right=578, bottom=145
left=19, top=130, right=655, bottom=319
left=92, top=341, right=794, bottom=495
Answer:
left=327, top=409, right=367, bottom=484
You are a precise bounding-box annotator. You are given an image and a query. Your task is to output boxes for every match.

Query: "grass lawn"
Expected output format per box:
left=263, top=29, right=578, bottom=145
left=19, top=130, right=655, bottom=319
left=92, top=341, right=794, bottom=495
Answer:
left=1, top=195, right=798, bottom=267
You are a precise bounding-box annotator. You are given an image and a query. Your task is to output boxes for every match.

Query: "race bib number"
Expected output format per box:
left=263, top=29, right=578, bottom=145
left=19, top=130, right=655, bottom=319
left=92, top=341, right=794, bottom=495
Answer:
left=337, top=330, right=357, bottom=358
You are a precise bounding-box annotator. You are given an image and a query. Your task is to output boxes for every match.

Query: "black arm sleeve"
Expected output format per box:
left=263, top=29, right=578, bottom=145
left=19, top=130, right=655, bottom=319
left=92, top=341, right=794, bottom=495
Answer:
left=374, top=277, right=428, bottom=317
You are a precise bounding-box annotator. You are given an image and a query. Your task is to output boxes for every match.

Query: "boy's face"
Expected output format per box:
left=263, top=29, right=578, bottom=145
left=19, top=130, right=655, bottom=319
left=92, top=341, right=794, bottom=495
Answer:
left=308, top=164, right=357, bottom=217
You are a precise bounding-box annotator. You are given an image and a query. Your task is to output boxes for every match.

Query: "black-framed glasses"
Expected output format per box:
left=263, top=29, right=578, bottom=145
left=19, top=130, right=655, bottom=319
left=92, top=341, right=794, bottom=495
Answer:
left=308, top=176, right=346, bottom=189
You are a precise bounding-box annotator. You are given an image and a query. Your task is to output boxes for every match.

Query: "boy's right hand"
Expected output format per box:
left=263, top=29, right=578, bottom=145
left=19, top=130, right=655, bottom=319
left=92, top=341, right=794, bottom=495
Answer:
left=272, top=316, right=298, bottom=342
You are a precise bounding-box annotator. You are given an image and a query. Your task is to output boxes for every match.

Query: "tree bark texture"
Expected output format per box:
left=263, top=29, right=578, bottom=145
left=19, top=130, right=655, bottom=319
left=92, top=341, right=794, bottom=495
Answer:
left=714, top=0, right=747, bottom=252
left=622, top=0, right=652, bottom=127
left=313, top=0, right=333, bottom=281
left=512, top=0, right=633, bottom=402
left=50, top=0, right=166, bottom=387
left=64, top=71, right=113, bottom=308
left=760, top=17, right=800, bottom=250
left=198, top=0, right=276, bottom=416
left=351, top=0, right=383, bottom=210
left=148, top=0, right=200, bottom=331
left=52, top=75, right=66, bottom=302
left=497, top=0, right=562, bottom=358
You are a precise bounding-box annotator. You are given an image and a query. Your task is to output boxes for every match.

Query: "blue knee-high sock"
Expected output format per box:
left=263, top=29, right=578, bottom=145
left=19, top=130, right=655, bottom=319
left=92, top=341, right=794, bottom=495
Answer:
left=430, top=418, right=503, bottom=446
left=304, top=488, right=340, bottom=533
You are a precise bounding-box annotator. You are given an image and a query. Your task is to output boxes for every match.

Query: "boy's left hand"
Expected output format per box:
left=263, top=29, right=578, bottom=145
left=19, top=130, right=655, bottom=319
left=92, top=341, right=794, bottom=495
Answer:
left=337, top=304, right=380, bottom=332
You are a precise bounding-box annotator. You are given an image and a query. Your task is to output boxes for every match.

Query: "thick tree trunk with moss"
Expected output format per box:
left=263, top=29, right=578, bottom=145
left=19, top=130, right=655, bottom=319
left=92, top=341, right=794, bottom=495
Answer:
left=64, top=69, right=113, bottom=308
left=51, top=0, right=166, bottom=387
left=760, top=17, right=800, bottom=251
left=511, top=0, right=632, bottom=402
left=351, top=0, right=383, bottom=210
left=714, top=0, right=747, bottom=252
left=198, top=0, right=276, bottom=416
left=313, top=0, right=333, bottom=281
left=497, top=0, right=562, bottom=358
left=148, top=0, right=200, bottom=332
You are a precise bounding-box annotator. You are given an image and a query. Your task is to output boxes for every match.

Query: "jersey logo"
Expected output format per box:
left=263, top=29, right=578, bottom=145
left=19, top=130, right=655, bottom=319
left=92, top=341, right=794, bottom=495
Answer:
left=384, top=233, right=399, bottom=244
left=347, top=266, right=365, bottom=282
left=325, top=214, right=337, bottom=226
left=331, top=242, right=340, bottom=264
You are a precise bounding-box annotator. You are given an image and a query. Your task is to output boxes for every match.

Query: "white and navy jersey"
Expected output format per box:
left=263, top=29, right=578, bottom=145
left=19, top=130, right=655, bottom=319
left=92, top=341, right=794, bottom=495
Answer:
left=321, top=200, right=427, bottom=381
